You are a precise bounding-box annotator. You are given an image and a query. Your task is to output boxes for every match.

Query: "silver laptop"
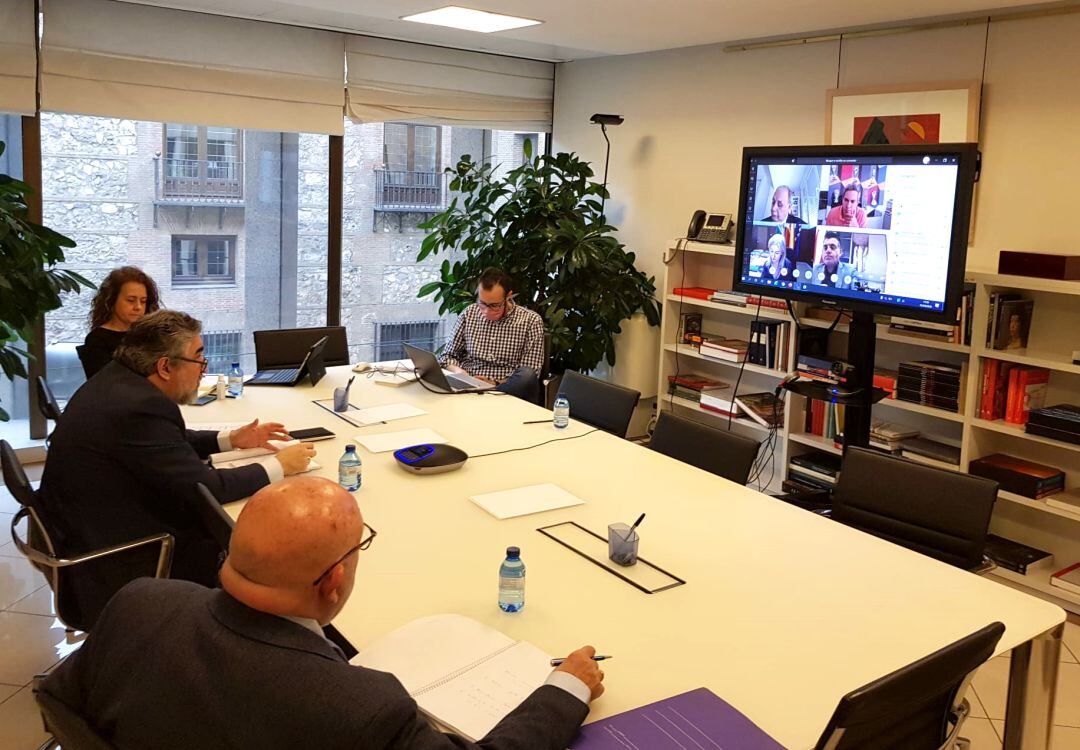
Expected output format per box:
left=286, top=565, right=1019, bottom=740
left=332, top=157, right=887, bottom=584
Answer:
left=403, top=343, right=496, bottom=393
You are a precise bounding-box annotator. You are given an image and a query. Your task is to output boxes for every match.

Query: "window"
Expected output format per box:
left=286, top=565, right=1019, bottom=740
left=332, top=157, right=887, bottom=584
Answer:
left=172, top=236, right=236, bottom=285
left=161, top=124, right=243, bottom=201
left=375, top=123, right=445, bottom=217
left=514, top=133, right=539, bottom=167
left=201, top=330, right=242, bottom=374
left=376, top=321, right=444, bottom=362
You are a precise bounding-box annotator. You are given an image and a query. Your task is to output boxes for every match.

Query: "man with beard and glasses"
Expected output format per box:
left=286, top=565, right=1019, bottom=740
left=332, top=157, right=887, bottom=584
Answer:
left=38, top=310, right=315, bottom=619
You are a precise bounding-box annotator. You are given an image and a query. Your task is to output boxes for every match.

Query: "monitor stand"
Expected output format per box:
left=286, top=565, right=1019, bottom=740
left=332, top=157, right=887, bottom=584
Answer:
left=842, top=310, right=877, bottom=452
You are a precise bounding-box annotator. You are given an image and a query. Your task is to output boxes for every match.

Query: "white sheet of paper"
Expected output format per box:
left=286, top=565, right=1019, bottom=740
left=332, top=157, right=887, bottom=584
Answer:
left=355, top=429, right=448, bottom=453
left=187, top=422, right=248, bottom=432
left=468, top=483, right=585, bottom=520
left=352, top=403, right=427, bottom=425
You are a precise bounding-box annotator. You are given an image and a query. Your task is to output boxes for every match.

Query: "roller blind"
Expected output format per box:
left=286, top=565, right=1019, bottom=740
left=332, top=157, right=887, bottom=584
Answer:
left=0, top=0, right=36, bottom=116
left=345, top=36, right=554, bottom=131
left=40, top=0, right=345, bottom=134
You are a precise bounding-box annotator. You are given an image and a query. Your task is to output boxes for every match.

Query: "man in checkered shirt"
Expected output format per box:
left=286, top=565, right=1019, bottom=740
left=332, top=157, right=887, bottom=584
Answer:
left=439, top=267, right=544, bottom=402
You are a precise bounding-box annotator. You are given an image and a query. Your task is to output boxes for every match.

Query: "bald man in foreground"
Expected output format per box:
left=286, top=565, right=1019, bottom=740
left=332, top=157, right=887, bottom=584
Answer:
left=40, top=477, right=603, bottom=749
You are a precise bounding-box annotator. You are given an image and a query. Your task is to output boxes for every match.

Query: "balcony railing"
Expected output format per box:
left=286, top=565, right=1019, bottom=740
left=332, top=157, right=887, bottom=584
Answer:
left=374, top=169, right=447, bottom=211
left=155, top=157, right=244, bottom=204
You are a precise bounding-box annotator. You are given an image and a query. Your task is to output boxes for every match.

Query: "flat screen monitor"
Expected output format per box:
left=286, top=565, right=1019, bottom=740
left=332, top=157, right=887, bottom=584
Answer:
left=731, top=144, right=978, bottom=323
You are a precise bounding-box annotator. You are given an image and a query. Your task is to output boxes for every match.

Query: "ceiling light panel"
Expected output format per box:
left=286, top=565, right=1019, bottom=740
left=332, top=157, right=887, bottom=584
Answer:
left=401, top=5, right=542, bottom=33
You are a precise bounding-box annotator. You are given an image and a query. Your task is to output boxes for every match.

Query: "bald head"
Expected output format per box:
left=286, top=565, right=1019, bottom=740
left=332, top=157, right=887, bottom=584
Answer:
left=220, top=477, right=365, bottom=624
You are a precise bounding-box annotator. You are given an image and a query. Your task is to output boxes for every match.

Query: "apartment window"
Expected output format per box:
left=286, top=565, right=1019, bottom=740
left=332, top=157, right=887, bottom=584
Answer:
left=162, top=124, right=243, bottom=201
left=201, top=330, right=242, bottom=374
left=383, top=123, right=441, bottom=173
left=172, top=235, right=236, bottom=285
left=376, top=123, right=447, bottom=219
left=376, top=320, right=443, bottom=362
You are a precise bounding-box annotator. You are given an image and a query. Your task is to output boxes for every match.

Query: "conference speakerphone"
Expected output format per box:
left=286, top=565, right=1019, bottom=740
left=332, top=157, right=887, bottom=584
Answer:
left=393, top=444, right=468, bottom=474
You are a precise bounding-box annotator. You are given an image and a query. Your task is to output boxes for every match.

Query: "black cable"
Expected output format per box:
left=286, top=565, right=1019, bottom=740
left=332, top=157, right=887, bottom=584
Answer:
left=727, top=295, right=763, bottom=430
left=470, top=428, right=600, bottom=459
left=599, top=122, right=611, bottom=221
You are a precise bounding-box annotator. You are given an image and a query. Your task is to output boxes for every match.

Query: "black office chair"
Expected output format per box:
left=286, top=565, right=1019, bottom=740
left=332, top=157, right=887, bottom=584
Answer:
left=193, top=483, right=358, bottom=660
left=36, top=376, right=63, bottom=423
left=557, top=370, right=640, bottom=438
left=831, top=447, right=998, bottom=571
left=253, top=326, right=350, bottom=369
left=33, top=675, right=118, bottom=750
left=650, top=411, right=761, bottom=484
left=3, top=439, right=174, bottom=633
left=813, top=621, right=1005, bottom=750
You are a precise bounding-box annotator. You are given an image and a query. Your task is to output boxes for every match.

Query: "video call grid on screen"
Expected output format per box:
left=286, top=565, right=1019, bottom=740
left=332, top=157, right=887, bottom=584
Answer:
left=739, top=154, right=961, bottom=313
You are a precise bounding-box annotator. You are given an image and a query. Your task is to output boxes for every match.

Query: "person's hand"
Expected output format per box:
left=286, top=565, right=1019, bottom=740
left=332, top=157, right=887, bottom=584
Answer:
left=230, top=419, right=291, bottom=450
left=275, top=442, right=316, bottom=475
left=555, top=646, right=605, bottom=701
left=445, top=364, right=467, bottom=375
left=476, top=375, right=496, bottom=385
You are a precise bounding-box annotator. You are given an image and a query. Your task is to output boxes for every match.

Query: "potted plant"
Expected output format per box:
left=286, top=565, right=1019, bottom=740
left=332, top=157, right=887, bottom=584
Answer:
left=416, top=141, right=661, bottom=376
left=0, top=140, right=93, bottom=421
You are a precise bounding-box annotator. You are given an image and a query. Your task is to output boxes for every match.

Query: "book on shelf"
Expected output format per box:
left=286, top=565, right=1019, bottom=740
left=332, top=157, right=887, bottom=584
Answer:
left=803, top=399, right=845, bottom=442
left=746, top=294, right=787, bottom=310
left=699, top=337, right=749, bottom=363
left=969, top=453, right=1065, bottom=499
left=1050, top=563, right=1080, bottom=597
left=789, top=463, right=838, bottom=485
left=680, top=312, right=703, bottom=345
left=900, top=451, right=961, bottom=471
left=899, top=436, right=961, bottom=467
left=887, top=282, right=974, bottom=345
left=869, top=421, right=920, bottom=453
left=734, top=392, right=784, bottom=428
left=1026, top=422, right=1080, bottom=446
left=1028, top=404, right=1080, bottom=433
left=1004, top=366, right=1049, bottom=425
left=992, top=298, right=1035, bottom=351
left=797, top=354, right=845, bottom=384
left=1045, top=488, right=1080, bottom=516
left=708, top=290, right=749, bottom=307
left=985, top=292, right=1021, bottom=348
left=699, top=391, right=743, bottom=417
left=353, top=614, right=555, bottom=742
left=896, top=360, right=965, bottom=413
left=668, top=385, right=704, bottom=403
left=782, top=477, right=833, bottom=496
left=747, top=320, right=789, bottom=370
left=985, top=534, right=1055, bottom=576
left=790, top=449, right=842, bottom=476
left=667, top=373, right=728, bottom=392
left=873, top=368, right=898, bottom=398
left=672, top=287, right=715, bottom=300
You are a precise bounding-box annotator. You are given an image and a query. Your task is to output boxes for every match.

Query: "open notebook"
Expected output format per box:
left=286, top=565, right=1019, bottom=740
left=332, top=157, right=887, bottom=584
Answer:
left=352, top=614, right=554, bottom=741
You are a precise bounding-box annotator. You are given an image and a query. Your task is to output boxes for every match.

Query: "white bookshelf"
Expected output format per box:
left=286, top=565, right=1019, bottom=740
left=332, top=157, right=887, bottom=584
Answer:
left=658, top=244, right=1080, bottom=612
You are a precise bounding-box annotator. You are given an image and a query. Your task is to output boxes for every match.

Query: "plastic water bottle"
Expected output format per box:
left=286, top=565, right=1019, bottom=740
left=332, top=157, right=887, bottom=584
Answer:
left=215, top=374, right=227, bottom=400
left=338, top=444, right=362, bottom=491
left=498, top=546, right=525, bottom=613
left=228, top=362, right=244, bottom=398
left=553, top=393, right=570, bottom=429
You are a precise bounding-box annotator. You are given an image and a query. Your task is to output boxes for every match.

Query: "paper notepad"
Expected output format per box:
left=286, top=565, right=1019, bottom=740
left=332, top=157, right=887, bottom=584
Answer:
left=355, top=429, right=447, bottom=453
left=314, top=399, right=426, bottom=426
left=209, top=441, right=321, bottom=474
left=353, top=614, right=554, bottom=741
left=469, top=483, right=585, bottom=520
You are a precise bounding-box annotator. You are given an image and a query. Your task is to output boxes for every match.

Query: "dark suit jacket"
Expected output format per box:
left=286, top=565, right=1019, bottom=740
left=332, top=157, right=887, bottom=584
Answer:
left=38, top=361, right=269, bottom=622
left=42, top=579, right=590, bottom=750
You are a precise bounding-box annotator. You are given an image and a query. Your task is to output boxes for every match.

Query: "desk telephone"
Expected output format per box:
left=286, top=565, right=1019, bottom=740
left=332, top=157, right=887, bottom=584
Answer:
left=686, top=210, right=733, bottom=243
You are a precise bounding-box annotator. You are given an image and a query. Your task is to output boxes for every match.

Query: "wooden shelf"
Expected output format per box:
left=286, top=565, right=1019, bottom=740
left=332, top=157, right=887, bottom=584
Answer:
left=788, top=432, right=842, bottom=456
left=667, top=239, right=735, bottom=256
left=997, top=490, right=1080, bottom=523
left=989, top=568, right=1080, bottom=612
left=876, top=328, right=971, bottom=354
left=665, top=295, right=792, bottom=322
left=970, top=417, right=1080, bottom=454
left=873, top=397, right=965, bottom=423
left=665, top=395, right=772, bottom=434
left=968, top=272, right=1080, bottom=297
left=663, top=344, right=783, bottom=379
left=973, top=347, right=1080, bottom=376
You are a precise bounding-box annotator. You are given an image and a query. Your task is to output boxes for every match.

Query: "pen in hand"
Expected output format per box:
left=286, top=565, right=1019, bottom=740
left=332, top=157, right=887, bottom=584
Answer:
left=550, top=655, right=612, bottom=667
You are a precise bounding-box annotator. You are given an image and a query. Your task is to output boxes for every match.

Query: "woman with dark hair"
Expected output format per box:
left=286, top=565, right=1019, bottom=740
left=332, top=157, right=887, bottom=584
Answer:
left=80, top=266, right=161, bottom=378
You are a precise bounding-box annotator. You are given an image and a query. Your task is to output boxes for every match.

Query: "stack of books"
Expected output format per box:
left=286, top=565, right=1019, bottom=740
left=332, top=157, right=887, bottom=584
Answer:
left=708, top=290, right=750, bottom=307
left=1051, top=562, right=1080, bottom=596
left=869, top=421, right=919, bottom=454
left=969, top=453, right=1065, bottom=499
left=899, top=436, right=961, bottom=470
left=700, top=337, right=749, bottom=363
left=747, top=320, right=790, bottom=371
left=673, top=287, right=715, bottom=300
left=787, top=450, right=842, bottom=493
left=896, top=360, right=965, bottom=413
left=1026, top=404, right=1080, bottom=446
left=733, top=392, right=784, bottom=428
left=747, top=294, right=787, bottom=310
left=985, top=534, right=1054, bottom=575
left=887, top=282, right=975, bottom=345
left=803, top=399, right=844, bottom=444
left=796, top=355, right=845, bottom=385
left=699, top=391, right=743, bottom=418
left=666, top=374, right=728, bottom=404
left=978, top=361, right=1049, bottom=424
left=873, top=368, right=898, bottom=399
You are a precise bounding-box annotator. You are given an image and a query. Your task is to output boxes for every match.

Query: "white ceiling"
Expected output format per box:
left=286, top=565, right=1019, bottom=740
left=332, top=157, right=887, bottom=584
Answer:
left=120, top=0, right=1055, bottom=61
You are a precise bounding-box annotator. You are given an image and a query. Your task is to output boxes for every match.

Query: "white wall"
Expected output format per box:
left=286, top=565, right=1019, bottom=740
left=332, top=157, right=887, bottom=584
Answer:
left=553, top=12, right=1080, bottom=288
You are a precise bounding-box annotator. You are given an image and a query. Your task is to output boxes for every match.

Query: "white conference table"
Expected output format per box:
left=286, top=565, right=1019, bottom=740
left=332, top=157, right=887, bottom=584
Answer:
left=184, top=364, right=1065, bottom=750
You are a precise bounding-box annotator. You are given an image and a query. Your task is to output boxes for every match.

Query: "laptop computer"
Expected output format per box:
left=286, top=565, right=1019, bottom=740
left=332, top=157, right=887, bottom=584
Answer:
left=403, top=343, right=496, bottom=393
left=247, top=335, right=328, bottom=387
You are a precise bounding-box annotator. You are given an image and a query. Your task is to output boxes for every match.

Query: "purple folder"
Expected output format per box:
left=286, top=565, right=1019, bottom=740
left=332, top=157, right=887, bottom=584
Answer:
left=570, top=687, right=787, bottom=750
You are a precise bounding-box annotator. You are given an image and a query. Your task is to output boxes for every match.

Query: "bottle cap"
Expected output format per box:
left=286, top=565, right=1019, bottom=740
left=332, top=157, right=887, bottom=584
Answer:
left=556, top=392, right=566, bottom=399
left=506, top=546, right=520, bottom=558
left=232, top=361, right=240, bottom=367
left=345, top=444, right=356, bottom=451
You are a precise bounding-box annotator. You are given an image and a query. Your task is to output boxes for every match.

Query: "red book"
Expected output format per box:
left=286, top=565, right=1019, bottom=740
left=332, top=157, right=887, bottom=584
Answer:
left=1010, top=368, right=1050, bottom=425
left=979, top=359, right=997, bottom=420
left=992, top=362, right=1015, bottom=420
left=672, top=287, right=715, bottom=300
left=1005, top=367, right=1023, bottom=423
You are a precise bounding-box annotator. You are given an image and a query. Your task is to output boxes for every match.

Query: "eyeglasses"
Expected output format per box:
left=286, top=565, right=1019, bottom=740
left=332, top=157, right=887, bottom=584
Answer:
left=311, top=526, right=377, bottom=586
left=173, top=356, right=209, bottom=372
left=478, top=299, right=507, bottom=310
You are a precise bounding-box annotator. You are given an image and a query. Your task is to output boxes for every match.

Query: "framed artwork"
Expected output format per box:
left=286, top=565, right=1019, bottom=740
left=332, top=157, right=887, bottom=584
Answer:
left=825, top=81, right=981, bottom=241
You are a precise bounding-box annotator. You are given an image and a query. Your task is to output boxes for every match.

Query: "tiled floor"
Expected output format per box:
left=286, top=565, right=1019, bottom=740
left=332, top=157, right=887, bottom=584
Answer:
left=1, top=479, right=1079, bottom=748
